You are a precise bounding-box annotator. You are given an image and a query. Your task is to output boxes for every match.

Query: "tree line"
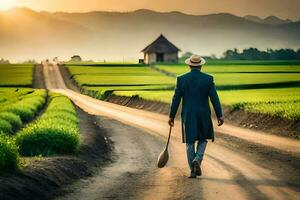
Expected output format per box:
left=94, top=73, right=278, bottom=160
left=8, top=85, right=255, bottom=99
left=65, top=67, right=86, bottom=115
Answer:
left=0, top=58, right=10, bottom=64
left=181, top=48, right=300, bottom=60
left=222, top=48, right=300, bottom=60
left=0, top=58, right=38, bottom=64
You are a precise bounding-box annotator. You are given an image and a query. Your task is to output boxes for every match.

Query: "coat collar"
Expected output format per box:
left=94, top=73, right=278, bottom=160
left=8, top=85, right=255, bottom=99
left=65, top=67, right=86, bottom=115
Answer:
left=190, top=68, right=201, bottom=73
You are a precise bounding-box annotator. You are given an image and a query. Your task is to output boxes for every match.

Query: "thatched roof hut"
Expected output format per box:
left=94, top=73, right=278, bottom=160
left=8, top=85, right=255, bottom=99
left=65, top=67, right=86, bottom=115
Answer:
left=141, top=34, right=180, bottom=64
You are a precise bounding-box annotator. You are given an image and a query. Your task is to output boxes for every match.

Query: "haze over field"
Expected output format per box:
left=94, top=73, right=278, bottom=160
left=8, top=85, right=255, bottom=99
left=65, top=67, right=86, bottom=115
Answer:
left=0, top=7, right=299, bottom=61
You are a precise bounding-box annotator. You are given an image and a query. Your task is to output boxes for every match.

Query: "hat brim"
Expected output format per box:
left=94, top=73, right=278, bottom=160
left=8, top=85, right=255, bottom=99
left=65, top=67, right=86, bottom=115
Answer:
left=185, top=57, right=206, bottom=66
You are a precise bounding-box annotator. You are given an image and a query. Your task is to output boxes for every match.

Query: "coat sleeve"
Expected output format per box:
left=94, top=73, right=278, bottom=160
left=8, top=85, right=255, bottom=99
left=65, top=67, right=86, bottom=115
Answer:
left=209, top=77, right=223, bottom=118
left=169, top=77, right=183, bottom=119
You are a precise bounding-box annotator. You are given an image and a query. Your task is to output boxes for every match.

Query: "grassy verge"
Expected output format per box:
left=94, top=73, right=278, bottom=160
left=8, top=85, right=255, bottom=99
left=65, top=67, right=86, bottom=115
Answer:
left=15, top=93, right=80, bottom=156
left=0, top=88, right=47, bottom=134
left=0, top=134, right=19, bottom=173
left=0, top=92, right=79, bottom=172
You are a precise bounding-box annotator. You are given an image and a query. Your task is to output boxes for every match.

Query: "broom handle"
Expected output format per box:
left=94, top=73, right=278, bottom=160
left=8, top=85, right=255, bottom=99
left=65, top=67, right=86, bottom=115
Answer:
left=166, top=126, right=172, bottom=149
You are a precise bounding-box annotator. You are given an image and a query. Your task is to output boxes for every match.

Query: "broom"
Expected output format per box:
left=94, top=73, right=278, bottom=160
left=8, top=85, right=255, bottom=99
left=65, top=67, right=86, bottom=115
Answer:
left=157, top=126, right=172, bottom=168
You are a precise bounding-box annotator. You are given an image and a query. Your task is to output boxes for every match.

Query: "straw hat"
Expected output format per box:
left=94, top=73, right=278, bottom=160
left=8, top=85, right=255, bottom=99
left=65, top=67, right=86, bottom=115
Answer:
left=185, top=55, right=206, bottom=66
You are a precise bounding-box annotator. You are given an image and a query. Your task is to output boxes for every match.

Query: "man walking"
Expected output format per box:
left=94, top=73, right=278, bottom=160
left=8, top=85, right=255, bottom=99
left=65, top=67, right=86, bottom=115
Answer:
left=168, top=55, right=224, bottom=178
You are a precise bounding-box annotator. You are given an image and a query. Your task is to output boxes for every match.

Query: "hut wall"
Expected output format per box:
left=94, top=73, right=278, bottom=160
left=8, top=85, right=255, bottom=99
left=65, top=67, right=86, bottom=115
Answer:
left=164, top=53, right=178, bottom=63
left=145, top=53, right=156, bottom=64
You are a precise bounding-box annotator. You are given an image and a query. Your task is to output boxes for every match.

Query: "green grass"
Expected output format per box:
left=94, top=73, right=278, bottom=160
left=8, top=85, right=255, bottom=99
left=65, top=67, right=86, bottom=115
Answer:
left=0, top=91, right=79, bottom=172
left=0, top=64, right=33, bottom=87
left=68, top=66, right=175, bottom=87
left=66, top=60, right=300, bottom=66
left=83, top=85, right=174, bottom=92
left=178, top=60, right=300, bottom=65
left=218, top=87, right=300, bottom=105
left=0, top=112, right=22, bottom=132
left=0, top=88, right=47, bottom=135
left=158, top=65, right=300, bottom=89
left=114, top=90, right=172, bottom=103
left=67, top=65, right=175, bottom=100
left=68, top=65, right=175, bottom=97
left=0, top=88, right=36, bottom=104
left=0, top=134, right=19, bottom=173
left=74, top=75, right=174, bottom=86
left=67, top=63, right=300, bottom=121
left=218, top=88, right=300, bottom=120
left=0, top=119, right=13, bottom=134
left=158, top=65, right=300, bottom=74
left=82, top=85, right=175, bottom=100
left=68, top=66, right=158, bottom=75
left=0, top=88, right=47, bottom=125
left=212, top=73, right=300, bottom=88
left=114, top=87, right=300, bottom=121
left=15, top=93, right=80, bottom=156
left=65, top=62, right=139, bottom=66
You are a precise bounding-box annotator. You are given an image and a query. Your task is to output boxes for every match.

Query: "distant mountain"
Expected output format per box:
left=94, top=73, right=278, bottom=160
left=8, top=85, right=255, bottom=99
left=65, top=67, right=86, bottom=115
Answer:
left=264, top=16, right=293, bottom=25
left=244, top=15, right=264, bottom=24
left=0, top=7, right=299, bottom=61
left=244, top=15, right=293, bottom=25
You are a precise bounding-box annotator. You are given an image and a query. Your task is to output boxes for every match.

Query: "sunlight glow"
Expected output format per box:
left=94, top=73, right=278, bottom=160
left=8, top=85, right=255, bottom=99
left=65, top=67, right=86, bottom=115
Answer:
left=0, top=0, right=16, bottom=11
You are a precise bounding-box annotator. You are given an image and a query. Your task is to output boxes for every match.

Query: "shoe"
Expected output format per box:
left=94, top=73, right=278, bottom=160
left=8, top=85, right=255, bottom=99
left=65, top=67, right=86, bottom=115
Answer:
left=188, top=161, right=197, bottom=178
left=188, top=171, right=197, bottom=178
left=193, top=160, right=202, bottom=176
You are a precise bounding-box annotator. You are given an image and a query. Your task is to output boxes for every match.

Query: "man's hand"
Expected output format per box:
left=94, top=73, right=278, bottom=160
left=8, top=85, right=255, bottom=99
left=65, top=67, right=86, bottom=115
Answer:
left=217, top=117, right=224, bottom=126
left=168, top=118, right=174, bottom=127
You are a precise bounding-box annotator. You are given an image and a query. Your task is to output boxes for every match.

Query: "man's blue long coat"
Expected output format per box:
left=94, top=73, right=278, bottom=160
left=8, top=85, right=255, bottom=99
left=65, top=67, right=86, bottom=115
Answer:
left=169, top=69, right=222, bottom=144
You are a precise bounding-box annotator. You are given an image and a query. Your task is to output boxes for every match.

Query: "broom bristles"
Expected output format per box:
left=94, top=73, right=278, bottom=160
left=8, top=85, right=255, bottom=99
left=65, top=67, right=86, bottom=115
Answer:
left=157, top=149, right=169, bottom=168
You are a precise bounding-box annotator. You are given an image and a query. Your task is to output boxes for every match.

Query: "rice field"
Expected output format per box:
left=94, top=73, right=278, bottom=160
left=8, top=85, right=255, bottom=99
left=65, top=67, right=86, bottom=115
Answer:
left=15, top=93, right=80, bottom=156
left=75, top=75, right=174, bottom=86
left=83, top=85, right=175, bottom=91
left=0, top=64, right=80, bottom=172
left=0, top=90, right=80, bottom=171
left=158, top=65, right=300, bottom=89
left=0, top=88, right=47, bottom=133
left=67, top=65, right=175, bottom=89
left=158, top=65, right=300, bottom=74
left=114, top=87, right=300, bottom=120
left=0, top=64, right=33, bottom=87
left=0, top=88, right=45, bottom=171
left=69, top=63, right=300, bottom=121
left=0, top=134, right=19, bottom=172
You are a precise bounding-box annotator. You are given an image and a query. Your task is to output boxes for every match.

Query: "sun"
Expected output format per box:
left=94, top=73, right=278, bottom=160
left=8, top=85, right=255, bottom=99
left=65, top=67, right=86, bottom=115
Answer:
left=0, top=0, right=16, bottom=11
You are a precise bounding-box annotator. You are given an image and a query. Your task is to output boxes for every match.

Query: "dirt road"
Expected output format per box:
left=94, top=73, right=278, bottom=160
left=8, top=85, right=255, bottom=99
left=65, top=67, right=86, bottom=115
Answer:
left=44, top=62, right=299, bottom=200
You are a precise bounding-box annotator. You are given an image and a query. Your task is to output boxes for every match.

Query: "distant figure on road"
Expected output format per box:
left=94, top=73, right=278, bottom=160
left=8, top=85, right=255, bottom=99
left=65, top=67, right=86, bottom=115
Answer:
left=168, top=55, right=224, bottom=178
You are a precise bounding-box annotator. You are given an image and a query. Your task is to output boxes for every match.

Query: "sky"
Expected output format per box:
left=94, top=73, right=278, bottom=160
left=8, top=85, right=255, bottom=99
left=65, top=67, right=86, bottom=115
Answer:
left=10, top=0, right=300, bottom=20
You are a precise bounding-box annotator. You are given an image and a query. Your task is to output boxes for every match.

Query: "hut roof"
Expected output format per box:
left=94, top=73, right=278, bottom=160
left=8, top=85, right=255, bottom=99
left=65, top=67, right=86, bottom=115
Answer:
left=141, top=34, right=180, bottom=53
